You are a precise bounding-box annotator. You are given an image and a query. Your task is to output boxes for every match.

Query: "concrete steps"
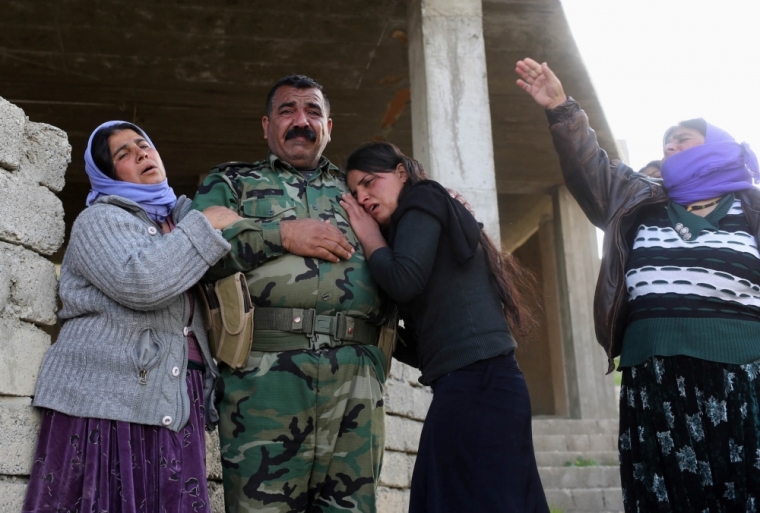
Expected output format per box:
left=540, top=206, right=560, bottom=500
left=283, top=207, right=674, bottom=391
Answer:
left=533, top=419, right=623, bottom=513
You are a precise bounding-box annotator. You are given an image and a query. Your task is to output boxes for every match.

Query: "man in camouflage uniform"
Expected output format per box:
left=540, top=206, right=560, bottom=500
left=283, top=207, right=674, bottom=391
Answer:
left=192, top=75, right=386, bottom=513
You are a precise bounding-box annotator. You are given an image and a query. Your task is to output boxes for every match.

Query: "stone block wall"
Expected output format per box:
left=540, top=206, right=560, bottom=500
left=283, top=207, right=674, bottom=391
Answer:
left=377, top=362, right=431, bottom=512
left=0, top=97, right=69, bottom=512
left=0, top=96, right=430, bottom=512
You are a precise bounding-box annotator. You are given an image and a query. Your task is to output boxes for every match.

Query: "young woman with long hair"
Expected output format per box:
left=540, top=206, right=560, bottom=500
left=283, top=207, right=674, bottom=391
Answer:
left=339, top=142, right=549, bottom=513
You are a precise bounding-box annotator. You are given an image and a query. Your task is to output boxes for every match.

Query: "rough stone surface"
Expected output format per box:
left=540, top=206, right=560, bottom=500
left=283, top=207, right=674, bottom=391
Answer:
left=574, top=488, right=607, bottom=511
left=532, top=418, right=619, bottom=435
left=544, top=488, right=574, bottom=511
left=544, top=488, right=624, bottom=513
left=384, top=380, right=432, bottom=422
left=538, top=466, right=621, bottom=489
left=389, top=360, right=426, bottom=388
left=377, top=486, right=410, bottom=513
left=208, top=480, right=225, bottom=513
left=603, top=488, right=625, bottom=511
left=17, top=122, right=71, bottom=193
left=0, top=172, right=65, bottom=255
left=205, top=429, right=223, bottom=481
left=535, top=450, right=618, bottom=467
left=0, top=98, right=25, bottom=171
left=0, top=242, right=58, bottom=325
left=384, top=415, right=423, bottom=453
left=0, top=317, right=50, bottom=397
left=379, top=450, right=414, bottom=489
left=0, top=397, right=41, bottom=476
left=0, top=476, right=28, bottom=512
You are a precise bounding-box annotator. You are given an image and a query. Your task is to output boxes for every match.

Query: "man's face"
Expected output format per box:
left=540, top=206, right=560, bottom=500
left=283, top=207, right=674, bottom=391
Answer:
left=262, top=86, right=332, bottom=170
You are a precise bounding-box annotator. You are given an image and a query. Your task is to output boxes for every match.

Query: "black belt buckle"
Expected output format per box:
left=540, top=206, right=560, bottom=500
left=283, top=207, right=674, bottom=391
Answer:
left=309, top=312, right=345, bottom=350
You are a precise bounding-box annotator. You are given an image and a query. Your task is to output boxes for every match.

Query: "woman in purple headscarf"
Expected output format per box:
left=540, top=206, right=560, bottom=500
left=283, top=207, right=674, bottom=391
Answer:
left=23, top=122, right=240, bottom=513
left=516, top=57, right=760, bottom=511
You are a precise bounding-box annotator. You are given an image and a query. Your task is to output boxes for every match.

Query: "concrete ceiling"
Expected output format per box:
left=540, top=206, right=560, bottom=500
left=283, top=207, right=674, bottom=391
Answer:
left=0, top=0, right=617, bottom=257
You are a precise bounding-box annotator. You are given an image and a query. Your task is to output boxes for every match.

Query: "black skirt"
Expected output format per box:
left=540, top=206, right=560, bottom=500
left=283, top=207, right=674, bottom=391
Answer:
left=409, top=352, right=549, bottom=513
left=619, top=355, right=760, bottom=512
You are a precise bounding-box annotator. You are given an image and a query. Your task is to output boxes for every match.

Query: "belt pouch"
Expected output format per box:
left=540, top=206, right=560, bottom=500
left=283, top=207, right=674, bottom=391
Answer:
left=197, top=282, right=223, bottom=356
left=212, top=273, right=254, bottom=369
left=377, top=306, right=399, bottom=378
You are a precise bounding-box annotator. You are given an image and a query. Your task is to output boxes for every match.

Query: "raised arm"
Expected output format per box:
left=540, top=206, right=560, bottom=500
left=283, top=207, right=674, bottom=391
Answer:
left=515, top=58, right=568, bottom=109
left=515, top=58, right=658, bottom=229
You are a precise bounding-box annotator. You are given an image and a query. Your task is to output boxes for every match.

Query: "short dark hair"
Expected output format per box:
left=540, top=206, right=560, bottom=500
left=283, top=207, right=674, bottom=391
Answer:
left=663, top=118, right=707, bottom=145
left=90, top=122, right=146, bottom=179
left=266, top=75, right=330, bottom=116
left=640, top=160, right=661, bottom=171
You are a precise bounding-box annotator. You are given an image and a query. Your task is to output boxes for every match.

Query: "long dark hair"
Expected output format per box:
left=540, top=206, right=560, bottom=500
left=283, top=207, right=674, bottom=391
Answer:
left=90, top=122, right=145, bottom=179
left=346, top=142, right=537, bottom=337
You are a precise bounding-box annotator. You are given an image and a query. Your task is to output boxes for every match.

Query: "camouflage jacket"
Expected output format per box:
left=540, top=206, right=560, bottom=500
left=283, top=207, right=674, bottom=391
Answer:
left=191, top=153, right=383, bottom=324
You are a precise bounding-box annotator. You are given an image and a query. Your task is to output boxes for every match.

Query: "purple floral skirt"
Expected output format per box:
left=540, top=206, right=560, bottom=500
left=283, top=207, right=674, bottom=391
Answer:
left=23, top=369, right=210, bottom=513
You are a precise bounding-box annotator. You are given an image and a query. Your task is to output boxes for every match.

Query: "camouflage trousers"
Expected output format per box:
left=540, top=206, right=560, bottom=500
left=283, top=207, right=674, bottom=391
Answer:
left=218, top=344, right=386, bottom=513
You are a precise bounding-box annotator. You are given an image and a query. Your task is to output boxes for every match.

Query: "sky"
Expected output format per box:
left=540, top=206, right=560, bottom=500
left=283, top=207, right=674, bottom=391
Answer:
left=559, top=0, right=760, bottom=171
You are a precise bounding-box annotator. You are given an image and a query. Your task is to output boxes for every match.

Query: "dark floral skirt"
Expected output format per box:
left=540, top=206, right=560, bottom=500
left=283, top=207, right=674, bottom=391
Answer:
left=23, top=369, right=210, bottom=513
left=619, top=355, right=760, bottom=512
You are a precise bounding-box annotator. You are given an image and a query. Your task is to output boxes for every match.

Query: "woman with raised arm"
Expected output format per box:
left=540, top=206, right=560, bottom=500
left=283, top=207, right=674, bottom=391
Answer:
left=23, top=121, right=240, bottom=513
left=339, top=142, right=549, bottom=513
left=516, top=57, right=760, bottom=511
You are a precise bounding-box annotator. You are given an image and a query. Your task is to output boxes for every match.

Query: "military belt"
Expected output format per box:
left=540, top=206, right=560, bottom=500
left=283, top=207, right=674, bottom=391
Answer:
left=252, top=307, right=379, bottom=352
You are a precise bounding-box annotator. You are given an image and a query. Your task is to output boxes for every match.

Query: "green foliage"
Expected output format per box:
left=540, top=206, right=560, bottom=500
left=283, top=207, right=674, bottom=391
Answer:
left=549, top=507, right=564, bottom=513
left=564, top=456, right=599, bottom=467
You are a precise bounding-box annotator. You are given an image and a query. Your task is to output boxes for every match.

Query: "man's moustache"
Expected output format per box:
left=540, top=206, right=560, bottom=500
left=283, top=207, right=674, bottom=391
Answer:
left=285, top=127, right=317, bottom=142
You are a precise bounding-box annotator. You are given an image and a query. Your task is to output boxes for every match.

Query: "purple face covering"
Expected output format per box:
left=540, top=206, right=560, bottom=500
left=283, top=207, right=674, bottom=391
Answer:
left=660, top=121, right=760, bottom=206
left=85, top=120, right=177, bottom=223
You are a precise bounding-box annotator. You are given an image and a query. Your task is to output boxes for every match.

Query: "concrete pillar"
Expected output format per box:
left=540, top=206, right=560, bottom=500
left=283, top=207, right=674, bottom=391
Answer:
left=407, top=0, right=500, bottom=243
left=538, top=214, right=569, bottom=418
left=552, top=186, right=617, bottom=419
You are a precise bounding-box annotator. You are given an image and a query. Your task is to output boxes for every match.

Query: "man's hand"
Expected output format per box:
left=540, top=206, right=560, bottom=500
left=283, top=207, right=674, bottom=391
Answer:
left=515, top=58, right=567, bottom=109
left=339, top=194, right=388, bottom=259
left=280, top=218, right=355, bottom=263
left=202, top=206, right=243, bottom=230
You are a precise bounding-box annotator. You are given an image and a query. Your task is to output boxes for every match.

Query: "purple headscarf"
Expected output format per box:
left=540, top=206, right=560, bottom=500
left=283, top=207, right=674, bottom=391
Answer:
left=85, top=120, right=177, bottom=223
left=660, top=120, right=760, bottom=205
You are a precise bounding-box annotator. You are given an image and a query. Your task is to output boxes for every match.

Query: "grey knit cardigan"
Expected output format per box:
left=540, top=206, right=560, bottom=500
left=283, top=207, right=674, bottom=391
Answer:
left=33, top=195, right=230, bottom=432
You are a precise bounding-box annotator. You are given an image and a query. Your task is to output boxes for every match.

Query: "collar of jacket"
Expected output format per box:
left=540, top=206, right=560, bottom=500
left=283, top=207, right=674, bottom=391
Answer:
left=90, top=194, right=190, bottom=226
left=267, top=152, right=341, bottom=178
left=601, top=177, right=669, bottom=374
left=735, top=188, right=760, bottom=231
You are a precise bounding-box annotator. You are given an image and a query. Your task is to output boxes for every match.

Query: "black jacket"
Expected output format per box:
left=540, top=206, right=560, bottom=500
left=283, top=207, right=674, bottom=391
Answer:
left=547, top=98, right=760, bottom=373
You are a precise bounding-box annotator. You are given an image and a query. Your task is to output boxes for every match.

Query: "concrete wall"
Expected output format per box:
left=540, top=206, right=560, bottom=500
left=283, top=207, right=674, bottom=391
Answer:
left=513, top=231, right=556, bottom=416
left=0, top=96, right=430, bottom=512
left=378, top=362, right=432, bottom=512
left=0, top=97, right=69, bottom=511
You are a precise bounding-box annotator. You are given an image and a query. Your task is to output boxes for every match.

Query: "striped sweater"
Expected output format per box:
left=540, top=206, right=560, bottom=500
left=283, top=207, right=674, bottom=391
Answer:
left=620, top=195, right=760, bottom=367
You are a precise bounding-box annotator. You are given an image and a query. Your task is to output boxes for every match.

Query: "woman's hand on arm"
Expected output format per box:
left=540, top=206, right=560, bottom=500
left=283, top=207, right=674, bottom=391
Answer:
left=201, top=206, right=242, bottom=230
left=71, top=207, right=228, bottom=311
left=515, top=58, right=567, bottom=109
left=339, top=193, right=388, bottom=259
